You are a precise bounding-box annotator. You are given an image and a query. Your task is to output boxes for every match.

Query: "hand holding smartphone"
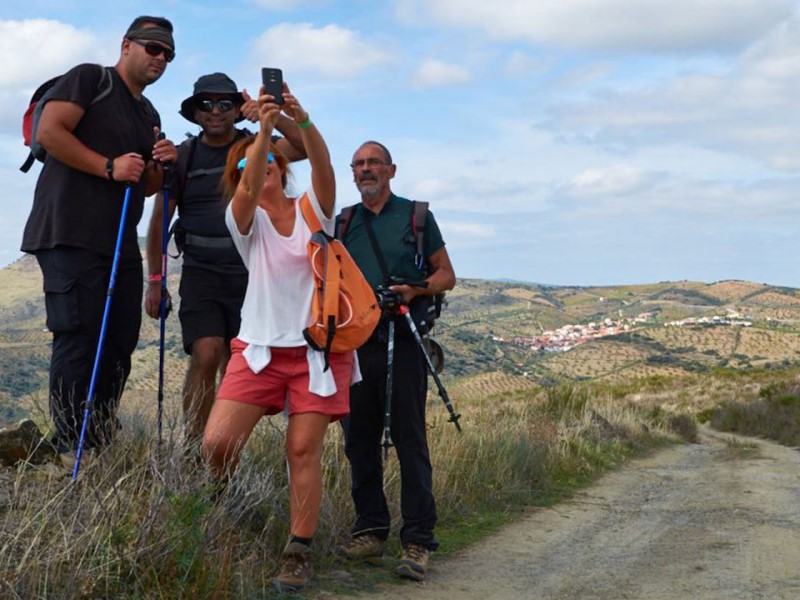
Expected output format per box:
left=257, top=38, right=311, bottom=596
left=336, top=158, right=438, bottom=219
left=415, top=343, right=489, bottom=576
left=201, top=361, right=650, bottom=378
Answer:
left=261, top=68, right=284, bottom=105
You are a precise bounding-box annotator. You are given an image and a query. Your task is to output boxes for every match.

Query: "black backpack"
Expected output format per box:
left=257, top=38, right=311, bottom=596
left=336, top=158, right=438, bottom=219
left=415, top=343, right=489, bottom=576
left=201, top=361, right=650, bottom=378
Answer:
left=337, top=200, right=445, bottom=333
left=20, top=65, right=114, bottom=173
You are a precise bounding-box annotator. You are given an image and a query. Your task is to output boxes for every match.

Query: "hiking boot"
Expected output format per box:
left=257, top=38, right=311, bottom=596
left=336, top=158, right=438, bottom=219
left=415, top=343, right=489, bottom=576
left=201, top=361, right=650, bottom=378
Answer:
left=336, top=533, right=385, bottom=565
left=395, top=543, right=430, bottom=581
left=273, top=542, right=313, bottom=593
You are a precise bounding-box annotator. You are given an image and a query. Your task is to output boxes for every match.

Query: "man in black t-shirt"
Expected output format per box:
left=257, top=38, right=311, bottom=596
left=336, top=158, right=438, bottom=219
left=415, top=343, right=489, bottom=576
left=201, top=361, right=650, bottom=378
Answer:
left=20, top=16, right=178, bottom=458
left=144, top=72, right=306, bottom=444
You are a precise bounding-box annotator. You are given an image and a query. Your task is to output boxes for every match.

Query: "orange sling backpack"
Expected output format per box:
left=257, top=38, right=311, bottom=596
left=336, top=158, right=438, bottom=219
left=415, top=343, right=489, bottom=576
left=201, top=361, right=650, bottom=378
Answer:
left=299, top=194, right=380, bottom=369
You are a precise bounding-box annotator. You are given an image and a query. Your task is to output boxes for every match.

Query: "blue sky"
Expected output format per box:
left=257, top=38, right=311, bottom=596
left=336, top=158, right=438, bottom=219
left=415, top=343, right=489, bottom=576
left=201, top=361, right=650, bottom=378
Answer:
left=2, top=0, right=799, bottom=287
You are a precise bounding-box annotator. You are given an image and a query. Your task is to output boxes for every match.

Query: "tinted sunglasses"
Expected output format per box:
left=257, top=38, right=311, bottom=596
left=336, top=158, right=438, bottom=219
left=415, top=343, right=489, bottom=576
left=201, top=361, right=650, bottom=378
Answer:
left=237, top=152, right=275, bottom=171
left=197, top=99, right=236, bottom=113
left=133, top=40, right=175, bottom=62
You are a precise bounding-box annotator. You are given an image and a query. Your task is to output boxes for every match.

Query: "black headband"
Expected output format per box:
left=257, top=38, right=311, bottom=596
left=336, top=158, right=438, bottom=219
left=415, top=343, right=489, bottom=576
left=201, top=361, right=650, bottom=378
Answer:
left=127, top=26, right=175, bottom=50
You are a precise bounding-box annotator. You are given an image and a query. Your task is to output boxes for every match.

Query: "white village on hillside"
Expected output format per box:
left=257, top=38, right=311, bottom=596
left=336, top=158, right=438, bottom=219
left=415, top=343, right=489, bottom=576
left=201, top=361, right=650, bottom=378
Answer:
left=492, top=309, right=754, bottom=354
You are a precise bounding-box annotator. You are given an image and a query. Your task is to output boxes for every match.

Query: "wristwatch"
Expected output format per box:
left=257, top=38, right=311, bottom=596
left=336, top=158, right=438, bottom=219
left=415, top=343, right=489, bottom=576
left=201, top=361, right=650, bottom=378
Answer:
left=106, top=157, right=114, bottom=181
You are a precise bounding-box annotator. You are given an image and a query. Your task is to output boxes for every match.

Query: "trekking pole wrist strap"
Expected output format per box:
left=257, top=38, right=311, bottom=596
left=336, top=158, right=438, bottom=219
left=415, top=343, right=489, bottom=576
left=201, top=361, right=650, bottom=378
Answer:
left=106, top=157, right=114, bottom=181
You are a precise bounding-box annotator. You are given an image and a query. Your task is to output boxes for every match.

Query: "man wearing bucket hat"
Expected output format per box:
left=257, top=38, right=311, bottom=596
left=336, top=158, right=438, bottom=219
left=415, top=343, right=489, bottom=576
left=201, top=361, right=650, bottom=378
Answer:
left=144, top=72, right=306, bottom=446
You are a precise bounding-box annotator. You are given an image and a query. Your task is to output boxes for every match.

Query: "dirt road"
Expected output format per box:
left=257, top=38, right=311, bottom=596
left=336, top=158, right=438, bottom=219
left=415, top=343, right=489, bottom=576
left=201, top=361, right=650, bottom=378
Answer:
left=346, top=429, right=800, bottom=599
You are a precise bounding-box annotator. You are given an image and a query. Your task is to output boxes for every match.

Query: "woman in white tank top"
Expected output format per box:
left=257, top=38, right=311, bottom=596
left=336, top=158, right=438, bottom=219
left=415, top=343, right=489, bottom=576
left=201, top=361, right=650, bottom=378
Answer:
left=202, top=81, right=356, bottom=594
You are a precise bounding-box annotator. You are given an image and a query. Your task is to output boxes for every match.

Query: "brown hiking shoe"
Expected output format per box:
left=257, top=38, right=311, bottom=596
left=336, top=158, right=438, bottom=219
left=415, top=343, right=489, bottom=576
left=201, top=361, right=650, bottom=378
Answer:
left=395, top=543, right=430, bottom=581
left=336, top=533, right=385, bottom=565
left=273, top=542, right=313, bottom=593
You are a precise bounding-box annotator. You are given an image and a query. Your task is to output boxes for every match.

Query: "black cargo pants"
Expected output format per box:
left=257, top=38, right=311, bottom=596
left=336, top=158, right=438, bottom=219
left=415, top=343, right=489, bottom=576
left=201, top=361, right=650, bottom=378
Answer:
left=343, top=328, right=439, bottom=551
left=36, top=247, right=142, bottom=453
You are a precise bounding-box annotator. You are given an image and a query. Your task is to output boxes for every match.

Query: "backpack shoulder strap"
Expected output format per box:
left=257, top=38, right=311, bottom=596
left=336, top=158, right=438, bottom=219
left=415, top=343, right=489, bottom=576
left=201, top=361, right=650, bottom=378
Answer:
left=411, top=200, right=429, bottom=272
left=175, top=135, right=198, bottom=201
left=90, top=65, right=114, bottom=106
left=336, top=205, right=357, bottom=240
left=181, top=129, right=249, bottom=192
left=299, top=193, right=323, bottom=234
left=302, top=194, right=340, bottom=369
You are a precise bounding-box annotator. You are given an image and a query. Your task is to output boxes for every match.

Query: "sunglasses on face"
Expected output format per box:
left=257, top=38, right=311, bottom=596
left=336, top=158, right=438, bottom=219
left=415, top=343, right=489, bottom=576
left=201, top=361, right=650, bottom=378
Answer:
left=197, top=99, right=236, bottom=113
left=237, top=152, right=275, bottom=171
left=132, top=40, right=175, bottom=62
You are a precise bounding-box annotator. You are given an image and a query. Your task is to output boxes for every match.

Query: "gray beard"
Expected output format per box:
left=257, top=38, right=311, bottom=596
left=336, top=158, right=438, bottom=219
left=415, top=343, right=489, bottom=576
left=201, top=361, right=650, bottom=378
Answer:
left=357, top=182, right=380, bottom=200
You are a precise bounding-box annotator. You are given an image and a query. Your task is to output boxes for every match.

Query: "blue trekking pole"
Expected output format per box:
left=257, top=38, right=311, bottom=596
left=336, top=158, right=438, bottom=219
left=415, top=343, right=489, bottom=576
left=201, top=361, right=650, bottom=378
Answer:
left=157, top=160, right=172, bottom=445
left=73, top=182, right=133, bottom=481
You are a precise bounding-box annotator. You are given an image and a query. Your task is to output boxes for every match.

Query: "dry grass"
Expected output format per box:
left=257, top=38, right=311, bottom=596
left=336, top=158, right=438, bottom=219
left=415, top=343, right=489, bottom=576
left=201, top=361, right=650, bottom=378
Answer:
left=0, top=377, right=685, bottom=598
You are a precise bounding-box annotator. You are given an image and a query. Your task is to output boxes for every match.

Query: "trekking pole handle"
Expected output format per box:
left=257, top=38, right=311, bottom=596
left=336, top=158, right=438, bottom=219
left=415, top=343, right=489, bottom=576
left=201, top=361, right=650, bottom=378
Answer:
left=156, top=131, right=172, bottom=184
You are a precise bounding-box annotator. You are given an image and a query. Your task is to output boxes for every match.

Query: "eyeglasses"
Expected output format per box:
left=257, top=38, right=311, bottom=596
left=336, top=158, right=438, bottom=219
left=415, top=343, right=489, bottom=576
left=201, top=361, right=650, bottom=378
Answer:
left=132, top=40, right=175, bottom=63
left=237, top=152, right=275, bottom=171
left=350, top=158, right=390, bottom=169
left=197, top=99, right=236, bottom=113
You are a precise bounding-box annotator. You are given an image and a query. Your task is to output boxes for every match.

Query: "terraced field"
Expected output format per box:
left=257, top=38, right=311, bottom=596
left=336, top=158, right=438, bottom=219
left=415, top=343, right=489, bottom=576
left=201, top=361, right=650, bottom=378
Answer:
left=447, top=370, right=538, bottom=401
left=705, top=280, right=767, bottom=302
left=735, top=328, right=800, bottom=365
left=645, top=325, right=740, bottom=356
left=540, top=340, right=649, bottom=380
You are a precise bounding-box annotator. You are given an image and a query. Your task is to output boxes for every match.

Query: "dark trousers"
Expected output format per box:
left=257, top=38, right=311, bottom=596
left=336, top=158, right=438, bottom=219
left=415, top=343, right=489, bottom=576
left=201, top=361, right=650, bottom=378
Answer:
left=343, top=332, right=439, bottom=551
left=36, top=247, right=142, bottom=453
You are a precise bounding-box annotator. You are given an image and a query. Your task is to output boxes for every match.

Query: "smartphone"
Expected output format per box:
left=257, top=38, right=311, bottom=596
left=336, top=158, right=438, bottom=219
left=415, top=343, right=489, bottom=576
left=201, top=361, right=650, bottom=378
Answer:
left=261, top=67, right=284, bottom=105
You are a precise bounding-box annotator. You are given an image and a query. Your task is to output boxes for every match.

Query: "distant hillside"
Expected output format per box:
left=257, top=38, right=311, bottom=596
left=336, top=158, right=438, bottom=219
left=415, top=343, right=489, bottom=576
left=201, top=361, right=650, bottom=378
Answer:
left=2, top=254, right=799, bottom=418
left=441, top=278, right=800, bottom=399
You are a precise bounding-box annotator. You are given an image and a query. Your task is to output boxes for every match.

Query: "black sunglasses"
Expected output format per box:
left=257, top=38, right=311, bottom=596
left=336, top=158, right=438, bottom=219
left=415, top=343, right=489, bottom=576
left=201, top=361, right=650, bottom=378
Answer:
left=197, top=99, right=236, bottom=113
left=133, top=40, right=175, bottom=63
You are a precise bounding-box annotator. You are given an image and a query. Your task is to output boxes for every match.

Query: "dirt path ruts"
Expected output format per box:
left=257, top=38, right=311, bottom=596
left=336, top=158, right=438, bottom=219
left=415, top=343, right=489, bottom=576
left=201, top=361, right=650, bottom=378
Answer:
left=346, top=428, right=800, bottom=599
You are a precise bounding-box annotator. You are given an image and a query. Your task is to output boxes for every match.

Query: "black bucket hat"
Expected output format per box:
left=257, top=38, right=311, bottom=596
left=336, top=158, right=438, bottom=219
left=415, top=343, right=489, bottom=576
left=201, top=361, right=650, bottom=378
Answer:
left=179, top=73, right=245, bottom=124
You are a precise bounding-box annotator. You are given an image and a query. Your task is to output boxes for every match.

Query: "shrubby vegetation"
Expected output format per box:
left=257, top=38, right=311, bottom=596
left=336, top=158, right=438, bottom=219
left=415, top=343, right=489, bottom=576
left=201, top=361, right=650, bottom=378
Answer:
left=700, top=380, right=800, bottom=446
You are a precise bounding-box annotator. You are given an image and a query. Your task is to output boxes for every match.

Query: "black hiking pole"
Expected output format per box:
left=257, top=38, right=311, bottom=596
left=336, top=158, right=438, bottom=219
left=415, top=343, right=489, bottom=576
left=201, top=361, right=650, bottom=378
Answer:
left=382, top=318, right=395, bottom=461
left=398, top=303, right=462, bottom=432
left=73, top=183, right=133, bottom=481
left=157, top=142, right=172, bottom=446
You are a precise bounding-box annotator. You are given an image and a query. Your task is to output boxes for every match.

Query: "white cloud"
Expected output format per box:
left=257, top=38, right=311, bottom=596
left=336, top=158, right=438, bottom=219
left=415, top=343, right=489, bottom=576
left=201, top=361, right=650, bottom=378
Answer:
left=0, top=20, right=97, bottom=89
left=444, top=222, right=497, bottom=238
left=412, top=59, right=471, bottom=88
left=543, top=18, right=800, bottom=172
left=250, top=23, right=392, bottom=78
left=504, top=51, right=549, bottom=77
left=566, top=164, right=651, bottom=198
left=404, top=175, right=546, bottom=214
left=396, top=0, right=794, bottom=52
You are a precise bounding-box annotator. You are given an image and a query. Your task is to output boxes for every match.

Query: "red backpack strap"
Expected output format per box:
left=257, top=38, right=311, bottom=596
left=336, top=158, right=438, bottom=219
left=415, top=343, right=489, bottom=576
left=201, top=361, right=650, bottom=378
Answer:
left=336, top=205, right=357, bottom=240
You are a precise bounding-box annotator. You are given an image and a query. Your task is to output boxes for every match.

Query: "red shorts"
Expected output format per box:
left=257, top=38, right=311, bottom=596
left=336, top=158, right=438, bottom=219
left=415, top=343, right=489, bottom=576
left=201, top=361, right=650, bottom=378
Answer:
left=217, top=339, right=352, bottom=421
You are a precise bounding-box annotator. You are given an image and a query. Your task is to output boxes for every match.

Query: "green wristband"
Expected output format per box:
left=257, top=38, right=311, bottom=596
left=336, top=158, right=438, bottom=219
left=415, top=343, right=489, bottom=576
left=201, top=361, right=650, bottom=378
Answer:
left=298, top=116, right=312, bottom=130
